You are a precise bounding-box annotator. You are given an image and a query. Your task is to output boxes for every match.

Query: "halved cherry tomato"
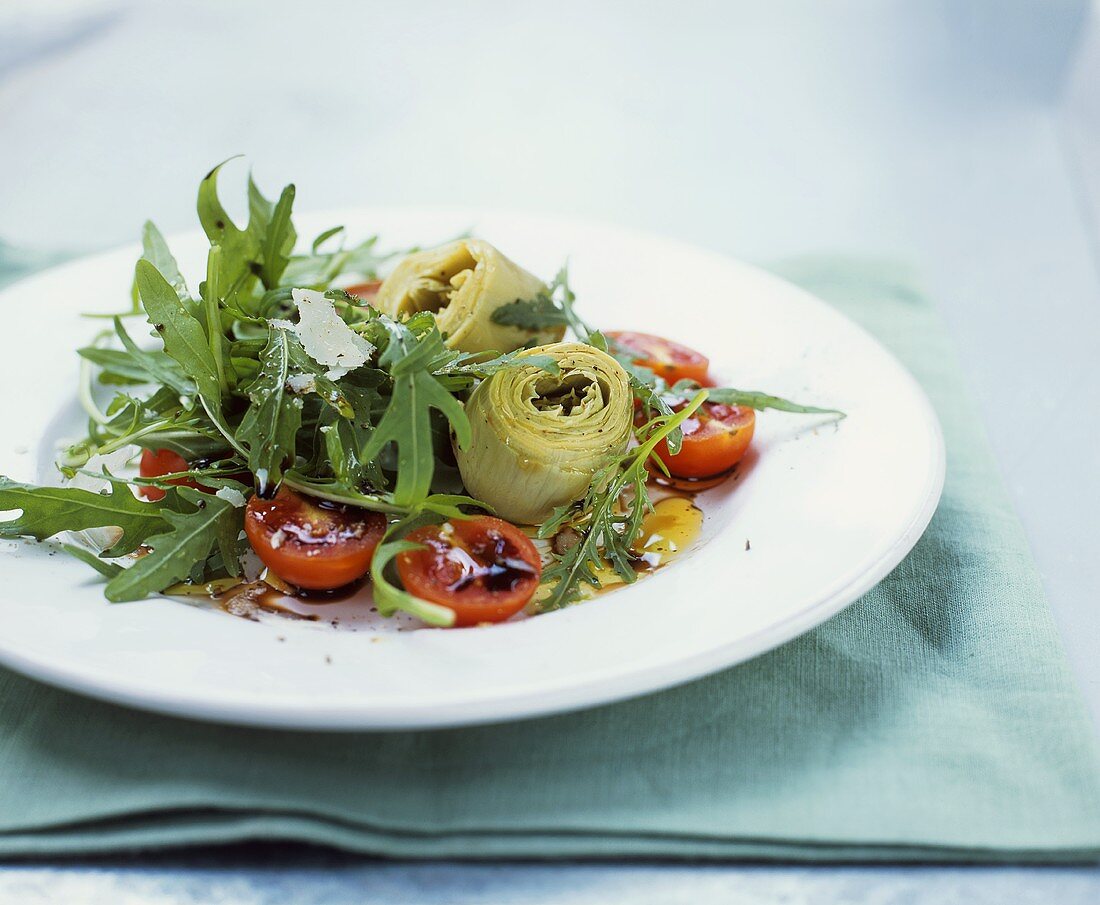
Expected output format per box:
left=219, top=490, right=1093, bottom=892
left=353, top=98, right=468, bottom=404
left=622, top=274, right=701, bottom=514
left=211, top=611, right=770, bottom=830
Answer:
left=244, top=486, right=386, bottom=590
left=345, top=280, right=383, bottom=301
left=138, top=448, right=202, bottom=502
left=653, top=401, right=755, bottom=479
left=607, top=331, right=709, bottom=384
left=138, top=449, right=249, bottom=501
left=396, top=516, right=541, bottom=627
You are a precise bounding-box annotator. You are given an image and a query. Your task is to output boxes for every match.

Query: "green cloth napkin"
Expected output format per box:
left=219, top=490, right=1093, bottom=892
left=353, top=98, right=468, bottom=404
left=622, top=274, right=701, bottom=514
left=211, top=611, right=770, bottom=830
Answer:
left=1, top=250, right=1098, bottom=862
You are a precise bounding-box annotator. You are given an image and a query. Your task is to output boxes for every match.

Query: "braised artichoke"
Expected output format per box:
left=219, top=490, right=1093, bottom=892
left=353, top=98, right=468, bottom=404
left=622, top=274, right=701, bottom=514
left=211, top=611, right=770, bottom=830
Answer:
left=456, top=342, right=633, bottom=524
left=374, top=239, right=563, bottom=353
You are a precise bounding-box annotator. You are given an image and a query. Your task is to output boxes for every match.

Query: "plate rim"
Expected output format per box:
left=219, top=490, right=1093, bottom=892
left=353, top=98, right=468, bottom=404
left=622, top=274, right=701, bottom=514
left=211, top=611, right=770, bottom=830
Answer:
left=0, top=209, right=946, bottom=730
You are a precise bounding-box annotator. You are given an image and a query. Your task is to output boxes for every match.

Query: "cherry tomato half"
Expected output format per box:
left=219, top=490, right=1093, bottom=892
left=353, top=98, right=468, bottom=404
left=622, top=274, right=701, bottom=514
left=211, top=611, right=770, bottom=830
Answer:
left=653, top=401, right=755, bottom=479
left=138, top=449, right=250, bottom=501
left=244, top=486, right=387, bottom=591
left=138, top=448, right=202, bottom=502
left=396, top=516, right=542, bottom=627
left=345, top=280, right=383, bottom=301
left=607, top=331, right=710, bottom=385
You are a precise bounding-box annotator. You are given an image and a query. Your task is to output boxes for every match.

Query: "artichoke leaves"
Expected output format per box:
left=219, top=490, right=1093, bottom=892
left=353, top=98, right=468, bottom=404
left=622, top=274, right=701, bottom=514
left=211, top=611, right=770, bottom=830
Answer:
left=374, top=239, right=564, bottom=353
left=456, top=342, right=633, bottom=524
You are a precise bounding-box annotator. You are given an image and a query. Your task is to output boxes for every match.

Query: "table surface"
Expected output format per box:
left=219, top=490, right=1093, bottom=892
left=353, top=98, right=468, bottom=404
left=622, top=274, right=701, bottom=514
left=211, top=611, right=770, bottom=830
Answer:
left=0, top=0, right=1098, bottom=901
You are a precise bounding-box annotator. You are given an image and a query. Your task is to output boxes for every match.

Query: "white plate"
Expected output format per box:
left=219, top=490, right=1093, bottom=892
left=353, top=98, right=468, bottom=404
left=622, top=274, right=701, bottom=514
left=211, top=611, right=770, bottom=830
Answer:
left=0, top=210, right=944, bottom=730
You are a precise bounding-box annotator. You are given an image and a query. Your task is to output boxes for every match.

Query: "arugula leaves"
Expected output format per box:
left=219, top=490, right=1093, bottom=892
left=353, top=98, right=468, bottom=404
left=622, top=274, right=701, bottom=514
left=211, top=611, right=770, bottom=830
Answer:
left=103, top=488, right=238, bottom=602
left=130, top=221, right=194, bottom=317
left=1, top=475, right=240, bottom=598
left=537, top=392, right=707, bottom=610
left=111, top=317, right=196, bottom=397
left=197, top=159, right=264, bottom=296
left=236, top=328, right=304, bottom=492
left=0, top=476, right=166, bottom=557
left=281, top=233, right=392, bottom=290
left=432, top=347, right=559, bottom=386
left=491, top=265, right=589, bottom=338
left=668, top=381, right=845, bottom=417
left=359, top=318, right=471, bottom=506
left=135, top=259, right=222, bottom=405
left=250, top=178, right=297, bottom=288
left=491, top=296, right=569, bottom=331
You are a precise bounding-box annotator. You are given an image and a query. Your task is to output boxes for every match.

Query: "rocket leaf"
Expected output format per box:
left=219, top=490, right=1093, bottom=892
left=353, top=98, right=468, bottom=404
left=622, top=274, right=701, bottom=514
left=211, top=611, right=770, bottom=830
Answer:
left=359, top=318, right=471, bottom=507
left=0, top=476, right=167, bottom=557
left=104, top=488, right=236, bottom=602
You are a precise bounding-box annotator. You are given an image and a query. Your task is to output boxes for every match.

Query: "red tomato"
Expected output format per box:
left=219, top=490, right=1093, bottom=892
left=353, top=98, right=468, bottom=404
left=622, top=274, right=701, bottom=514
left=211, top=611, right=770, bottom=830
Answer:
left=138, top=449, right=249, bottom=501
left=607, top=331, right=710, bottom=384
left=138, top=448, right=202, bottom=502
left=345, top=280, right=383, bottom=301
left=653, top=401, right=755, bottom=479
left=244, top=486, right=386, bottom=590
left=396, top=516, right=542, bottom=627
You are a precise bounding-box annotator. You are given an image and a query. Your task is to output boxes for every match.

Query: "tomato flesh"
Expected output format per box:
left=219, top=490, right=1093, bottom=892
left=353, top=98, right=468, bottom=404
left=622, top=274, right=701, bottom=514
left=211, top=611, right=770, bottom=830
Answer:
left=396, top=516, right=541, bottom=626
left=138, top=448, right=202, bottom=502
left=345, top=280, right=383, bottom=301
left=139, top=449, right=249, bottom=501
left=244, top=486, right=386, bottom=590
left=654, top=401, right=755, bottom=479
left=607, top=331, right=710, bottom=384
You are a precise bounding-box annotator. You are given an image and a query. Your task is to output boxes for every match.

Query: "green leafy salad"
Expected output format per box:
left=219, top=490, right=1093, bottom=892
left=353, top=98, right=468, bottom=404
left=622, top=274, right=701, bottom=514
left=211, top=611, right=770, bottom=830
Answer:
left=0, top=163, right=841, bottom=628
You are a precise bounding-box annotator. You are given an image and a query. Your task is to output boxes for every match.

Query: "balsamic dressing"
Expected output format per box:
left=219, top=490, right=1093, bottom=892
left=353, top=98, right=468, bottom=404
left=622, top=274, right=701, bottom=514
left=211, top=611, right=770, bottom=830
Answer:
left=651, top=462, right=742, bottom=493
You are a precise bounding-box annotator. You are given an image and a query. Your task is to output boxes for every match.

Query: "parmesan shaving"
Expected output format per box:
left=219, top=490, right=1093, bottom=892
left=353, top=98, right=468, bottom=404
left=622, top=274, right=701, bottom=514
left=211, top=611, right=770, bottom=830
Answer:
left=285, top=373, right=317, bottom=394
left=287, top=288, right=374, bottom=374
left=214, top=486, right=247, bottom=508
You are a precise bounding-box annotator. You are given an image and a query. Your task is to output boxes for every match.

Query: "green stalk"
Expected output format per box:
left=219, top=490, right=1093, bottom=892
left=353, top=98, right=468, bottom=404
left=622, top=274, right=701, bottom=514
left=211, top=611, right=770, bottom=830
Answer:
left=200, top=396, right=248, bottom=459
left=281, top=471, right=406, bottom=515
left=205, top=245, right=229, bottom=397
left=93, top=418, right=178, bottom=455
left=77, top=330, right=115, bottom=426
left=635, top=389, right=707, bottom=464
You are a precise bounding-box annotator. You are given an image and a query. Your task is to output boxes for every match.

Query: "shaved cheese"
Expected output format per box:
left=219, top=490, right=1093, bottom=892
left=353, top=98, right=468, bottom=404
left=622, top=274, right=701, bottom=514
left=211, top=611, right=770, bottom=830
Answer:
left=285, top=373, right=317, bottom=394
left=214, top=486, right=247, bottom=508
left=288, top=289, right=374, bottom=374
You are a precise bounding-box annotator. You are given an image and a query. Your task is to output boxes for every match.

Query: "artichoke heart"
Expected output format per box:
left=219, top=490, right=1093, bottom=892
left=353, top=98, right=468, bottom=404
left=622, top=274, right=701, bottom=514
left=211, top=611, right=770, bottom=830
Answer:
left=374, top=239, right=564, bottom=353
left=456, top=342, right=633, bottom=524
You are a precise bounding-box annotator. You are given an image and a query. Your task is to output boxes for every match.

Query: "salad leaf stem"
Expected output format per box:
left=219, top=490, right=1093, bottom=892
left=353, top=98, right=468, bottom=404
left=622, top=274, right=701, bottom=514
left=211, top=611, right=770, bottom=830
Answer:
left=368, top=495, right=492, bottom=627
left=199, top=396, right=249, bottom=459
left=668, top=381, right=845, bottom=418
left=369, top=538, right=456, bottom=628
left=203, top=246, right=230, bottom=397
left=61, top=543, right=124, bottom=578
left=78, top=331, right=114, bottom=426
left=92, top=417, right=179, bottom=456
left=281, top=472, right=406, bottom=515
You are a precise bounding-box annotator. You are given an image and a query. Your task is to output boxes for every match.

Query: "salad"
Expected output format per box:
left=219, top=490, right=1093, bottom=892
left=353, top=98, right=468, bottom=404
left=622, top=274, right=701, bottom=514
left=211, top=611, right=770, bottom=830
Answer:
left=0, top=163, right=841, bottom=628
